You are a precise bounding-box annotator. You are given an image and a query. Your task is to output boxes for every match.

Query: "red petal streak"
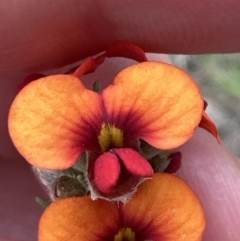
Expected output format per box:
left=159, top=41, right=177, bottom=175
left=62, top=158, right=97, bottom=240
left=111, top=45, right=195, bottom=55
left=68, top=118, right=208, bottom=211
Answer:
left=199, top=110, right=221, bottom=143
left=72, top=42, right=147, bottom=78
left=72, top=55, right=105, bottom=78
left=105, top=41, right=148, bottom=62
left=114, top=148, right=153, bottom=177
left=94, top=152, right=121, bottom=194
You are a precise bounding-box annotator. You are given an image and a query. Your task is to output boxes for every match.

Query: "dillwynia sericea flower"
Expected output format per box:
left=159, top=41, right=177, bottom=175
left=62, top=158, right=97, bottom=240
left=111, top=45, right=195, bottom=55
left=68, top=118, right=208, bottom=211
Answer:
left=8, top=42, right=219, bottom=241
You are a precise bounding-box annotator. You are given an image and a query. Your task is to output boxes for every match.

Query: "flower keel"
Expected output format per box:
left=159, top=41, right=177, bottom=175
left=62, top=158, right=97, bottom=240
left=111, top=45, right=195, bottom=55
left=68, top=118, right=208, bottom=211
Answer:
left=93, top=152, right=121, bottom=194
left=91, top=148, right=153, bottom=199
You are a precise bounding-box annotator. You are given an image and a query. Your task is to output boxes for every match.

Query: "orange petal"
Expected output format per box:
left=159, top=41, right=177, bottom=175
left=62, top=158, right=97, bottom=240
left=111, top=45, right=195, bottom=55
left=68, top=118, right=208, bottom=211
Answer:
left=102, top=62, right=204, bottom=149
left=121, top=173, right=205, bottom=241
left=8, top=75, right=103, bottom=169
left=199, top=110, right=221, bottom=143
left=39, top=196, right=120, bottom=241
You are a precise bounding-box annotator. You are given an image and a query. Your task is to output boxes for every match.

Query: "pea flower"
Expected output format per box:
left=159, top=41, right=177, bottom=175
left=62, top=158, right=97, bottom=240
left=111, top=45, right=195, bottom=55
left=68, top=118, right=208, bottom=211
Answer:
left=8, top=42, right=218, bottom=201
left=38, top=173, right=205, bottom=241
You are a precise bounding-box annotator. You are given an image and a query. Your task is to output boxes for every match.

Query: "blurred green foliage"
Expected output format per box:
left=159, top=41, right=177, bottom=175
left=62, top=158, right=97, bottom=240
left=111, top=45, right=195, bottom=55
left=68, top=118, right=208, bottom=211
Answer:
left=195, top=54, right=240, bottom=99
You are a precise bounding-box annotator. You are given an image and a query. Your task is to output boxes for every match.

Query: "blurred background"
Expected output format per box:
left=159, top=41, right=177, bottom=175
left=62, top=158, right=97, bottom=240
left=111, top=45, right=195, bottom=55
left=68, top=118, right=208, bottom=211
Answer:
left=171, top=54, right=240, bottom=158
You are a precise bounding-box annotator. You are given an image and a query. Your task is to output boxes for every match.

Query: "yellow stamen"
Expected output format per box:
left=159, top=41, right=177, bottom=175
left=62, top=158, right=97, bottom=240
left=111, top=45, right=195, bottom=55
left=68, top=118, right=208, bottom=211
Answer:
left=98, top=123, right=123, bottom=152
left=114, top=227, right=136, bottom=241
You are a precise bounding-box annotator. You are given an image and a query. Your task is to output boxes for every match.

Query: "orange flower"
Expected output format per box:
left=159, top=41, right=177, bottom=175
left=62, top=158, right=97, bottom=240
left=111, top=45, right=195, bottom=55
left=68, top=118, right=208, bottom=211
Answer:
left=8, top=41, right=206, bottom=200
left=39, top=173, right=205, bottom=241
left=8, top=57, right=203, bottom=199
